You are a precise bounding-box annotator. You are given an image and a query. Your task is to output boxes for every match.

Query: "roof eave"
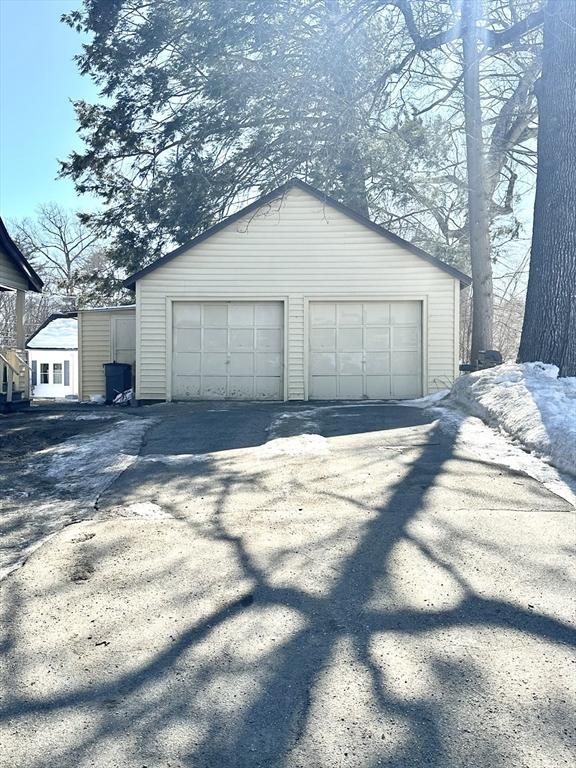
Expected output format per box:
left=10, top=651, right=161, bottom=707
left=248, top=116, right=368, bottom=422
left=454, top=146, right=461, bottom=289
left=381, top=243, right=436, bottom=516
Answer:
left=0, top=217, right=44, bottom=293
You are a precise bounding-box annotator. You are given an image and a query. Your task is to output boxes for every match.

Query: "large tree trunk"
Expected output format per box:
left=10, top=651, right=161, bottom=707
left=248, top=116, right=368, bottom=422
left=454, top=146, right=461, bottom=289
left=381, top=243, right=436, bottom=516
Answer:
left=462, top=0, right=494, bottom=366
left=518, top=0, right=576, bottom=376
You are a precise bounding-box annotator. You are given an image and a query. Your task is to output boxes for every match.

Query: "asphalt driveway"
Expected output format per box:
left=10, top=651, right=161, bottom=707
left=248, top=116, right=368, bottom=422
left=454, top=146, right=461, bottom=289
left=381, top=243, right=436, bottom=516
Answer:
left=1, top=401, right=574, bottom=768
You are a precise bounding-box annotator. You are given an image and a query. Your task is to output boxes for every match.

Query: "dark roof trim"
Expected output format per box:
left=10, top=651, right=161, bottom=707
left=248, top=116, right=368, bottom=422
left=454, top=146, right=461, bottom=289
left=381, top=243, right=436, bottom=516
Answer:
left=25, top=311, right=78, bottom=347
left=0, top=217, right=44, bottom=292
left=124, top=178, right=472, bottom=289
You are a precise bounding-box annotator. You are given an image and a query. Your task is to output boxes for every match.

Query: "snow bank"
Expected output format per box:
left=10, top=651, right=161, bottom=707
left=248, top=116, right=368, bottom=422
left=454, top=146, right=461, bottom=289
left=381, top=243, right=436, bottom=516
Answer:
left=449, top=362, right=576, bottom=476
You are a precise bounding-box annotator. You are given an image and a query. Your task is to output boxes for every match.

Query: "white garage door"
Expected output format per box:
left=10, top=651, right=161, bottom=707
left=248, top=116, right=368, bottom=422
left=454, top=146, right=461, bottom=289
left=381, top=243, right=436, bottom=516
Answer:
left=172, top=301, right=283, bottom=400
left=309, top=301, right=422, bottom=400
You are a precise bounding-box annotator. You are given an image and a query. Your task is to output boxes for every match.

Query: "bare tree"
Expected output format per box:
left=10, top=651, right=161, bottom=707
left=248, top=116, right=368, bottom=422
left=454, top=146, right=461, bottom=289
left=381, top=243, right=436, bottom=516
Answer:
left=359, top=0, right=544, bottom=363
left=12, top=204, right=99, bottom=308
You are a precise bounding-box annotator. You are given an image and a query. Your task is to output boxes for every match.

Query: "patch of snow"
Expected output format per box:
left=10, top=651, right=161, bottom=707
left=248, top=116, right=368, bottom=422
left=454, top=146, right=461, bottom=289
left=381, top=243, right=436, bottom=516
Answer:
left=73, top=413, right=115, bottom=421
left=37, top=418, right=153, bottom=496
left=138, top=453, right=212, bottom=465
left=260, top=434, right=330, bottom=457
left=433, top=405, right=576, bottom=507
left=103, top=501, right=171, bottom=519
left=2, top=418, right=154, bottom=581
left=398, top=389, right=450, bottom=408
left=448, top=363, right=576, bottom=477
left=267, top=410, right=320, bottom=438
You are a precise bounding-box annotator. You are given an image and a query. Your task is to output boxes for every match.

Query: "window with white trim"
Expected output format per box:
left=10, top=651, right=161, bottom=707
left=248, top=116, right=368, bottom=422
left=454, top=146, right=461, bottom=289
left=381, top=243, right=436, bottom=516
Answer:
left=53, top=363, right=63, bottom=384
left=40, top=363, right=49, bottom=384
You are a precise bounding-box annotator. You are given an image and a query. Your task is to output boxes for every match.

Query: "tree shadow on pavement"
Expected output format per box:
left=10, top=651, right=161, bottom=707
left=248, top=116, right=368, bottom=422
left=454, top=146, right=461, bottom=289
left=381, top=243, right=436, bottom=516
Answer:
left=0, top=417, right=574, bottom=768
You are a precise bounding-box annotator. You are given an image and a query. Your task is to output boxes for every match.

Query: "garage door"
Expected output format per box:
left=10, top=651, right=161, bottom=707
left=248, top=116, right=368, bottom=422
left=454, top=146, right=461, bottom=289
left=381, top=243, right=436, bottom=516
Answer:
left=172, top=301, right=283, bottom=400
left=309, top=301, right=422, bottom=400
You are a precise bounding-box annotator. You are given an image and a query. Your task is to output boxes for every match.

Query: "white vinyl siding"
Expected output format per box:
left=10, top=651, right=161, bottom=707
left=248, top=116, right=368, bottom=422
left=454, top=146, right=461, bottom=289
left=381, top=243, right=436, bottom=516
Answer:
left=78, top=308, right=136, bottom=400
left=136, top=187, right=460, bottom=401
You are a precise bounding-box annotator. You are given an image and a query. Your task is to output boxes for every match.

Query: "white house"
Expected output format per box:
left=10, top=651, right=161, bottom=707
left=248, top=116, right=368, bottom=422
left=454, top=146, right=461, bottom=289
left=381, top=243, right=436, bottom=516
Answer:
left=79, top=180, right=471, bottom=403
left=27, top=314, right=78, bottom=399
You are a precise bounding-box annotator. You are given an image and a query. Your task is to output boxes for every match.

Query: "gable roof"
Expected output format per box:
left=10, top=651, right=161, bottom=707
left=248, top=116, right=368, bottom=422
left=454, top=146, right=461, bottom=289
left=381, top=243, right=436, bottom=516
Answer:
left=26, top=312, right=78, bottom=350
left=124, top=178, right=472, bottom=289
left=0, top=216, right=43, bottom=292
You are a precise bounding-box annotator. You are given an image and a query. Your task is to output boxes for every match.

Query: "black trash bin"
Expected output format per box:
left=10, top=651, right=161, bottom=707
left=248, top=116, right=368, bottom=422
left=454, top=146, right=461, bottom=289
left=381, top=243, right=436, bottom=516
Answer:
left=103, top=362, right=132, bottom=404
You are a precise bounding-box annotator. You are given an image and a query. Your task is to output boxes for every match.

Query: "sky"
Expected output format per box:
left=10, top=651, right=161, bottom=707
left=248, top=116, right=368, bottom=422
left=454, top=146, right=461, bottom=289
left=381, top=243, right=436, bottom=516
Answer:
left=0, top=0, right=98, bottom=222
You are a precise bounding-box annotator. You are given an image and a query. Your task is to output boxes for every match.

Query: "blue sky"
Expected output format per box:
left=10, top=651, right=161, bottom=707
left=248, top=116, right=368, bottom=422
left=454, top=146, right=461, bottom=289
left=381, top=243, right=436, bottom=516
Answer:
left=0, top=0, right=98, bottom=221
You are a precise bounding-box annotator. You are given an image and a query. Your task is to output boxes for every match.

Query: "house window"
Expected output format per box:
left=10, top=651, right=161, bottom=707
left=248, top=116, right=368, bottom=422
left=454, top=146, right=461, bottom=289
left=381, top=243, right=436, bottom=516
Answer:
left=40, top=363, right=49, bottom=384
left=53, top=363, right=63, bottom=384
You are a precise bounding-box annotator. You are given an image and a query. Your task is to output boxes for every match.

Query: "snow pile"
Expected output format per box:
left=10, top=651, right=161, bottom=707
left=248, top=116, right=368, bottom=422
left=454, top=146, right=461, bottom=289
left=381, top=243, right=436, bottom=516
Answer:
left=260, top=434, right=330, bottom=457
left=37, top=417, right=154, bottom=497
left=449, top=362, right=576, bottom=476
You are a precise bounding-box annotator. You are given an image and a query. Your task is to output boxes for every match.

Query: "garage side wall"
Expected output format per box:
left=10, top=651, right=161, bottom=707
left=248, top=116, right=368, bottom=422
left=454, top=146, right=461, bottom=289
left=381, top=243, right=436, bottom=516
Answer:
left=137, top=188, right=459, bottom=401
left=78, top=308, right=136, bottom=400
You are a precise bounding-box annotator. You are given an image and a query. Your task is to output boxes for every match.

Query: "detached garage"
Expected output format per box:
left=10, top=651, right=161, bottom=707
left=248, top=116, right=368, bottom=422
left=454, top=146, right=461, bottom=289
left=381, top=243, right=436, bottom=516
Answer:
left=125, top=179, right=470, bottom=402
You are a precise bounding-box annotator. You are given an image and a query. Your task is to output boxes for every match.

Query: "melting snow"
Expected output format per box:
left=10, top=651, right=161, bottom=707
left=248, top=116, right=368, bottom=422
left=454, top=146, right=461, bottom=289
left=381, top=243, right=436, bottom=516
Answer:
left=104, top=501, right=171, bottom=519
left=0, top=417, right=155, bottom=580
left=401, top=363, right=576, bottom=506
left=260, top=434, right=330, bottom=457
left=449, top=362, right=576, bottom=477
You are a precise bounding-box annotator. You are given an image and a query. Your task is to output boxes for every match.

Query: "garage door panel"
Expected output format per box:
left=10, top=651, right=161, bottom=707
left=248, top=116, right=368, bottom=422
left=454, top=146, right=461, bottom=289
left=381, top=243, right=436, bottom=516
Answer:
left=229, top=377, right=254, bottom=399
left=364, top=303, right=390, bottom=325
left=204, top=328, right=227, bottom=351
left=310, top=328, right=336, bottom=352
left=392, top=350, right=420, bottom=375
left=366, top=376, right=391, bottom=399
left=338, top=328, right=362, bottom=351
left=392, top=326, right=419, bottom=349
left=310, top=352, right=336, bottom=375
left=176, top=375, right=201, bottom=398
left=173, top=303, right=201, bottom=326
left=255, top=353, right=282, bottom=376
left=256, top=303, right=283, bottom=326
left=391, top=302, right=420, bottom=324
left=310, top=303, right=336, bottom=326
left=310, top=376, right=337, bottom=399
left=365, top=352, right=390, bottom=375
left=392, top=375, right=420, bottom=399
left=230, top=328, right=254, bottom=350
left=230, top=353, right=254, bottom=375
left=339, top=353, right=363, bottom=375
left=365, top=327, right=390, bottom=351
left=173, top=352, right=201, bottom=376
left=229, top=303, right=254, bottom=326
left=309, top=301, right=421, bottom=400
left=338, top=303, right=363, bottom=325
left=256, top=377, right=283, bottom=399
left=173, top=327, right=201, bottom=353
left=202, top=376, right=227, bottom=398
left=203, top=353, right=227, bottom=375
left=339, top=376, right=364, bottom=398
left=256, top=328, right=282, bottom=352
left=203, top=304, right=227, bottom=326
left=173, top=301, right=283, bottom=400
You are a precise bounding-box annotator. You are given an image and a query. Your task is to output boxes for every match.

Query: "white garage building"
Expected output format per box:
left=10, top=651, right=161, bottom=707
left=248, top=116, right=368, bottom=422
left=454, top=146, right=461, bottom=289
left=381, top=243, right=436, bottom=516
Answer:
left=122, top=179, right=470, bottom=403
